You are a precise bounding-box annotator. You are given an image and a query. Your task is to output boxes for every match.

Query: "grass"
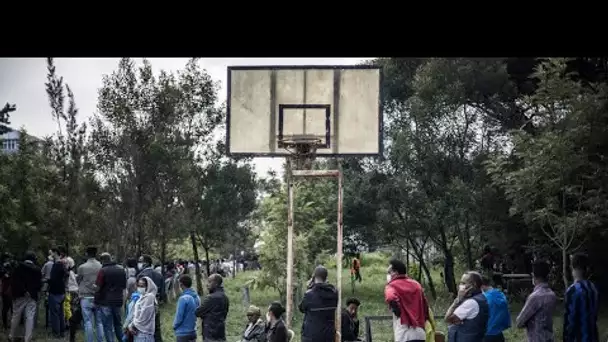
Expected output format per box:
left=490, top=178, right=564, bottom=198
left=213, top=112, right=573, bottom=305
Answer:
left=19, top=253, right=608, bottom=341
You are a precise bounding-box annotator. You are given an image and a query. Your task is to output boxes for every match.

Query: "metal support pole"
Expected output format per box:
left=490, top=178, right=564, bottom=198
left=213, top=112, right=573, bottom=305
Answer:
left=286, top=159, right=295, bottom=328
left=335, top=166, right=344, bottom=342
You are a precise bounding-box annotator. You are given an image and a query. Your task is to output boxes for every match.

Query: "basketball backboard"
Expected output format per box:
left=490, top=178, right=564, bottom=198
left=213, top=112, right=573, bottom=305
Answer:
left=226, top=65, right=382, bottom=157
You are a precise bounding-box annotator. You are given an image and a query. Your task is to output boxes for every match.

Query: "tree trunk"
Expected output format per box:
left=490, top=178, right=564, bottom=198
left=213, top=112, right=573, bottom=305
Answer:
left=420, top=257, right=437, bottom=299
left=444, top=250, right=457, bottom=297
left=464, top=214, right=474, bottom=270
left=205, top=247, right=211, bottom=277
left=405, top=239, right=410, bottom=270
left=562, top=246, right=569, bottom=292
left=160, top=234, right=167, bottom=275
left=190, top=232, right=204, bottom=296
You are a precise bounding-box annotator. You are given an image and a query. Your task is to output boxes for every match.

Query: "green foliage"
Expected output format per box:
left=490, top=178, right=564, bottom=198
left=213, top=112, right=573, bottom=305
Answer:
left=0, top=102, right=16, bottom=134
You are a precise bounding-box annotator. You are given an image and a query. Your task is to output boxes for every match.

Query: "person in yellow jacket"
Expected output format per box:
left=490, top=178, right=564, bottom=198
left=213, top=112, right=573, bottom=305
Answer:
left=425, top=307, right=445, bottom=342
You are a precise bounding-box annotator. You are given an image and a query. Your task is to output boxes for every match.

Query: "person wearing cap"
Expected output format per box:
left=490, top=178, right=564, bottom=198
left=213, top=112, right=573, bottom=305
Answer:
left=240, top=305, right=266, bottom=342
left=173, top=275, right=200, bottom=342
left=8, top=251, right=42, bottom=342
left=95, top=252, right=127, bottom=341
left=299, top=265, right=339, bottom=342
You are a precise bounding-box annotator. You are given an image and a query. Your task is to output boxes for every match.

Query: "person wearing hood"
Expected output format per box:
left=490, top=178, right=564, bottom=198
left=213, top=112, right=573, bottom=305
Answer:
left=96, top=252, right=128, bottom=342
left=173, top=275, right=200, bottom=342
left=128, top=276, right=158, bottom=342
left=299, top=265, right=339, bottom=342
left=240, top=305, right=266, bottom=342
left=137, top=255, right=165, bottom=342
left=385, top=259, right=429, bottom=342
left=8, top=251, right=42, bottom=342
left=195, top=273, right=230, bottom=342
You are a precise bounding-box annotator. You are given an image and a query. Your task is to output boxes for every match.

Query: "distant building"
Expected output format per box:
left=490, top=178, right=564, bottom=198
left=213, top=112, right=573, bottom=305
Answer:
left=0, top=128, right=40, bottom=154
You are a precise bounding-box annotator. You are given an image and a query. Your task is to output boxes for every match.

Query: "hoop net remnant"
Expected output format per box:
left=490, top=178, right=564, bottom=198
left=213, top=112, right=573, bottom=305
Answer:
left=280, top=134, right=323, bottom=170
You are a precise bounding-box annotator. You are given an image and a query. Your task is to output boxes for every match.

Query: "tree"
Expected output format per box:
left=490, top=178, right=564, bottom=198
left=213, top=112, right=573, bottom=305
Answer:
left=487, top=58, right=607, bottom=290
left=0, top=102, right=16, bottom=134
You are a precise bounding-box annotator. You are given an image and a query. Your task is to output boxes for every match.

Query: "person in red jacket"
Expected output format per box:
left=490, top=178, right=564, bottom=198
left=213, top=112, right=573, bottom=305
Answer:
left=384, top=259, right=429, bottom=342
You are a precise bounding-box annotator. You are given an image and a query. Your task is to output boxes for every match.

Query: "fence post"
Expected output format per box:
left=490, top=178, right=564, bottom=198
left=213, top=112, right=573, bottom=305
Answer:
left=242, top=286, right=250, bottom=307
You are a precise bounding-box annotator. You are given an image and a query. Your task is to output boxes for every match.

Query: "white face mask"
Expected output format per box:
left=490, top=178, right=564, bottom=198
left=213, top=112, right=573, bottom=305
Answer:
left=458, top=284, right=467, bottom=292
left=137, top=287, right=146, bottom=294
left=138, top=263, right=144, bottom=269
left=266, top=312, right=271, bottom=322
left=386, top=274, right=391, bottom=283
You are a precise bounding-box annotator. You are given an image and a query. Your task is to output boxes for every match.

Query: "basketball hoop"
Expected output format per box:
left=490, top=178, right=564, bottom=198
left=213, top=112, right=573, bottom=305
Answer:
left=278, top=134, right=323, bottom=170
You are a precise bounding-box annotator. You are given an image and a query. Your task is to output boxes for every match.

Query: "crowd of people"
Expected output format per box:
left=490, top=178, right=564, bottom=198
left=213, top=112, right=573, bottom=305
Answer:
left=0, top=247, right=601, bottom=342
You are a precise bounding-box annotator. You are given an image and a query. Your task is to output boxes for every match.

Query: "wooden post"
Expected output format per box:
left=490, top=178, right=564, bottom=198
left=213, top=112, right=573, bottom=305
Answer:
left=335, top=166, right=344, bottom=342
left=285, top=159, right=295, bottom=328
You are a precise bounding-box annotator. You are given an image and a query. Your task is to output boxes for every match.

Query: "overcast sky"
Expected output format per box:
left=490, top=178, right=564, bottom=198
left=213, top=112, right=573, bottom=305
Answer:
left=0, top=58, right=368, bottom=176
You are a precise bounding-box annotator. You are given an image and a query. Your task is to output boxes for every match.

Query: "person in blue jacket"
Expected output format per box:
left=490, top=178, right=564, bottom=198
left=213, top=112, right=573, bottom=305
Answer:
left=123, top=289, right=142, bottom=342
left=481, top=276, right=511, bottom=342
left=173, top=275, right=201, bottom=342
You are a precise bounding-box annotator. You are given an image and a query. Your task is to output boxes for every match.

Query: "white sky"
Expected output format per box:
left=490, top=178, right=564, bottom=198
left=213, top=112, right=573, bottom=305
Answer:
left=0, top=58, right=369, bottom=176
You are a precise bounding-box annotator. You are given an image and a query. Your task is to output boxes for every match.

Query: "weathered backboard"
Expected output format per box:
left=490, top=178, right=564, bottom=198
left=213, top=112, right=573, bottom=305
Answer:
left=226, top=65, right=383, bottom=157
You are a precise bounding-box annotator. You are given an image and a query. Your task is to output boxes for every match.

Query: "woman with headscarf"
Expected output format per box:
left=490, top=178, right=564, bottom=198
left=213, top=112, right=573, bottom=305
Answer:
left=128, top=276, right=157, bottom=342
left=241, top=305, right=266, bottom=342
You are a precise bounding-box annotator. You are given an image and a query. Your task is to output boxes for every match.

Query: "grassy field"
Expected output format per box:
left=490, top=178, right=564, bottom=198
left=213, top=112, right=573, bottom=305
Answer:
left=23, top=252, right=608, bottom=341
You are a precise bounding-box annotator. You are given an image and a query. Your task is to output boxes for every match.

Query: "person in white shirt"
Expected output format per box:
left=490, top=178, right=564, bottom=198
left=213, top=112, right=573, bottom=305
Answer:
left=444, top=271, right=490, bottom=342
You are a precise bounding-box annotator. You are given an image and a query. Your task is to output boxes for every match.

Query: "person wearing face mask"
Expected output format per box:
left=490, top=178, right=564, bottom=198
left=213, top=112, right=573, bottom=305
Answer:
left=515, top=260, right=557, bottom=342
left=563, top=253, right=599, bottom=342
left=265, top=301, right=289, bottom=342
left=385, top=259, right=429, bottom=342
left=195, top=273, right=230, bottom=342
left=122, top=284, right=143, bottom=342
left=444, top=271, right=489, bottom=342
left=128, top=277, right=158, bottom=342
left=240, top=305, right=266, bottom=342
left=137, top=255, right=165, bottom=342
left=173, top=275, right=200, bottom=342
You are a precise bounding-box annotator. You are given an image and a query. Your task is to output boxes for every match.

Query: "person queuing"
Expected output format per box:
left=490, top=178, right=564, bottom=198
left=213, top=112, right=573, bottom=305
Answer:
left=78, top=246, right=103, bottom=342
left=48, top=247, right=68, bottom=339
left=445, top=271, right=489, bottom=342
left=385, top=259, right=429, bottom=342
left=240, top=305, right=266, bottom=342
left=515, top=260, right=557, bottom=342
left=266, top=302, right=289, bottom=342
left=128, top=277, right=158, bottom=342
left=8, top=251, right=42, bottom=342
left=137, top=255, right=165, bottom=342
left=299, top=265, right=339, bottom=342
left=341, top=297, right=362, bottom=342
left=563, top=253, right=599, bottom=342
left=195, top=273, right=230, bottom=342
left=172, top=275, right=200, bottom=342
left=480, top=276, right=510, bottom=342
left=96, top=252, right=127, bottom=342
